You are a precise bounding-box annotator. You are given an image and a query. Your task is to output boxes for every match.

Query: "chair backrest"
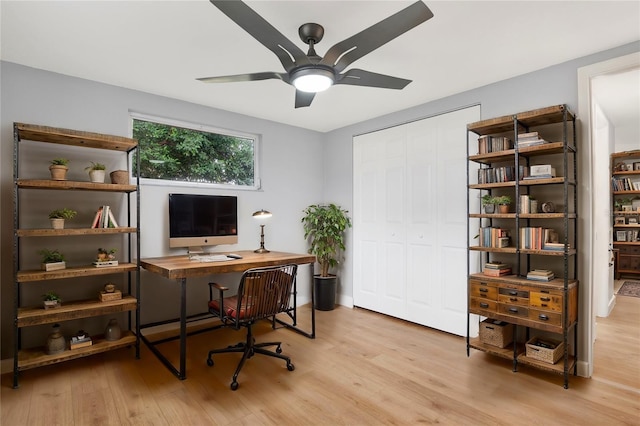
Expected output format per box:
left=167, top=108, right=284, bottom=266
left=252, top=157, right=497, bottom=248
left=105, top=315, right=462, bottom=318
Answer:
left=233, top=264, right=298, bottom=322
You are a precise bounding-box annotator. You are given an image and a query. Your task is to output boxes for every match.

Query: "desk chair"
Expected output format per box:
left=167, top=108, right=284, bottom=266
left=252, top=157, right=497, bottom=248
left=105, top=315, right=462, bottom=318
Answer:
left=207, top=264, right=297, bottom=390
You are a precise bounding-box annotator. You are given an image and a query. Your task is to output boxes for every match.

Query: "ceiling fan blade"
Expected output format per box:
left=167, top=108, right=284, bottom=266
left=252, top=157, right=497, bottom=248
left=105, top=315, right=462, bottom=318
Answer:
left=197, top=72, right=288, bottom=84
left=320, top=1, right=433, bottom=73
left=335, top=69, right=411, bottom=89
left=210, top=0, right=310, bottom=72
left=295, top=91, right=316, bottom=108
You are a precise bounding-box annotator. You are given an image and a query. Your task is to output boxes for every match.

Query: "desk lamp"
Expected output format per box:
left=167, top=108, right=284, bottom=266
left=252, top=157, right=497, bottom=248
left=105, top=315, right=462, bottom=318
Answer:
left=252, top=209, right=272, bottom=253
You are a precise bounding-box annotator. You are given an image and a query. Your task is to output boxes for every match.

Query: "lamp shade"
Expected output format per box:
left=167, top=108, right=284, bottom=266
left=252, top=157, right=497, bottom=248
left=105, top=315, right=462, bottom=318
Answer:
left=291, top=67, right=335, bottom=93
left=252, top=209, right=272, bottom=219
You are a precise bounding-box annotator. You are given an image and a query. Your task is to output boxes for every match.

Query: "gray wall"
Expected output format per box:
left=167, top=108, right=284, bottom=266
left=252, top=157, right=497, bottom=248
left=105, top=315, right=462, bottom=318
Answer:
left=0, top=62, right=324, bottom=358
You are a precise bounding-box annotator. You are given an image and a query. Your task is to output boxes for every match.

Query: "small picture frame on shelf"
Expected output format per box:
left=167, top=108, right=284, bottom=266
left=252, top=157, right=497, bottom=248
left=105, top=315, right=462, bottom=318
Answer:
left=616, top=231, right=627, bottom=242
left=614, top=216, right=625, bottom=225
left=634, top=162, right=640, bottom=171
left=628, top=216, right=638, bottom=225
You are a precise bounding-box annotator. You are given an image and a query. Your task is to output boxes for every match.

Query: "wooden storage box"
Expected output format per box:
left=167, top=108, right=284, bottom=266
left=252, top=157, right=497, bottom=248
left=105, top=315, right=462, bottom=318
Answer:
left=525, top=337, right=564, bottom=364
left=99, top=290, right=122, bottom=302
left=479, top=319, right=513, bottom=348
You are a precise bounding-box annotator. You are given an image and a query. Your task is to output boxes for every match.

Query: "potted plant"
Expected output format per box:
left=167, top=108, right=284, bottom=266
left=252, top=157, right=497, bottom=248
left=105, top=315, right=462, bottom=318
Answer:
left=481, top=194, right=496, bottom=214
left=38, top=249, right=66, bottom=271
left=85, top=162, right=106, bottom=183
left=96, top=247, right=117, bottom=262
left=302, top=203, right=352, bottom=311
left=48, top=208, right=77, bottom=229
left=49, top=158, right=69, bottom=181
left=495, top=195, right=512, bottom=214
left=42, top=291, right=62, bottom=309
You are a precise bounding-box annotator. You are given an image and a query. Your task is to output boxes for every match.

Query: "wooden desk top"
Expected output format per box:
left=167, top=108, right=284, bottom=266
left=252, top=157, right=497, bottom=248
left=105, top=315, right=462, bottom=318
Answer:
left=140, top=250, right=315, bottom=280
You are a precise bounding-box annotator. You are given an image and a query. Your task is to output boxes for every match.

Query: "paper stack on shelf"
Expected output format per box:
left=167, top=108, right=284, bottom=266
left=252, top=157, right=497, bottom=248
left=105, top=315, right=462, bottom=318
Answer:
left=526, top=269, right=555, bottom=281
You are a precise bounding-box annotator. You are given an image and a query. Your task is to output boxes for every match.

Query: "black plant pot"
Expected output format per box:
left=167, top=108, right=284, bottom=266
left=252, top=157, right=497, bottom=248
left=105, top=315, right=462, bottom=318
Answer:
left=314, top=275, right=337, bottom=311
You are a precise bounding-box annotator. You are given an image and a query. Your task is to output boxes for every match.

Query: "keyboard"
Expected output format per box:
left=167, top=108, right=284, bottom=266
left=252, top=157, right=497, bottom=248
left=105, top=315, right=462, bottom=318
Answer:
left=191, top=254, right=229, bottom=262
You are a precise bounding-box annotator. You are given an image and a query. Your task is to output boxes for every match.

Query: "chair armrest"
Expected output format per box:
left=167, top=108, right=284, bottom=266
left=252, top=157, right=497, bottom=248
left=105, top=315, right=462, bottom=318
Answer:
left=209, top=282, right=229, bottom=291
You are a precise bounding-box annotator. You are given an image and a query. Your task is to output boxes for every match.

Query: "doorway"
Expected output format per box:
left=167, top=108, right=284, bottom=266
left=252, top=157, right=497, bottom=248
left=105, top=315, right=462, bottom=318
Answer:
left=577, top=52, right=640, bottom=378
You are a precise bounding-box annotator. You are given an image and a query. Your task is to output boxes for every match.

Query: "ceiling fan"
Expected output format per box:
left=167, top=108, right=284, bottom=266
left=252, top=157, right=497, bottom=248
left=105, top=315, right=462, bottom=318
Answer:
left=198, top=0, right=434, bottom=108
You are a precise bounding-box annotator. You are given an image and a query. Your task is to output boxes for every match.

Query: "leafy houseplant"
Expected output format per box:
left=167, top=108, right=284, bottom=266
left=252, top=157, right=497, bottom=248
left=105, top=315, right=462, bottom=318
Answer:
left=481, top=194, right=496, bottom=214
left=85, top=162, right=107, bottom=183
left=42, top=291, right=62, bottom=309
left=96, top=247, right=117, bottom=262
left=48, top=208, right=77, bottom=229
left=302, top=204, right=352, bottom=311
left=49, top=158, right=69, bottom=181
left=38, top=249, right=66, bottom=271
left=495, top=195, right=512, bottom=213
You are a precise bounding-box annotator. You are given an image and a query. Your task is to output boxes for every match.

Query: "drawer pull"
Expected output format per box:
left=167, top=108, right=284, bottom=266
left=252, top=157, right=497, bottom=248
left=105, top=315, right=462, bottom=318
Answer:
left=479, top=288, right=488, bottom=293
left=509, top=297, right=517, bottom=302
left=541, top=304, right=548, bottom=308
left=538, top=314, right=549, bottom=321
left=480, top=302, right=489, bottom=309
left=509, top=307, right=519, bottom=313
left=540, top=297, right=551, bottom=302
left=508, top=290, right=518, bottom=296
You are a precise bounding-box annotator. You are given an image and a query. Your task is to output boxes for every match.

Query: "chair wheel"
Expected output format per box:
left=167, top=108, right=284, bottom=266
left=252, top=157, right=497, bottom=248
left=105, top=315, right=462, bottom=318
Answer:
left=287, top=362, right=295, bottom=371
left=207, top=358, right=214, bottom=367
left=230, top=381, right=239, bottom=391
left=276, top=346, right=282, bottom=354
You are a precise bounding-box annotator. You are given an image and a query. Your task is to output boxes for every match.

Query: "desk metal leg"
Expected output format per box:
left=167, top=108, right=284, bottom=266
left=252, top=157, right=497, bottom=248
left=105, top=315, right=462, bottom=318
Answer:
left=274, top=263, right=316, bottom=339
left=140, top=277, right=188, bottom=380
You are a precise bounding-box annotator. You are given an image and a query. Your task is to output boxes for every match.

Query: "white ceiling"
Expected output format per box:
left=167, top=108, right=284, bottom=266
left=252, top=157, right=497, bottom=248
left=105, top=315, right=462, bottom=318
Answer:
left=1, top=1, right=639, bottom=133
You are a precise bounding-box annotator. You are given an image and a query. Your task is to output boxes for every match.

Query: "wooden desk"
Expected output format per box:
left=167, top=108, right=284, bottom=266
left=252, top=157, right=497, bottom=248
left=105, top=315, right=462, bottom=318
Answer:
left=140, top=250, right=316, bottom=380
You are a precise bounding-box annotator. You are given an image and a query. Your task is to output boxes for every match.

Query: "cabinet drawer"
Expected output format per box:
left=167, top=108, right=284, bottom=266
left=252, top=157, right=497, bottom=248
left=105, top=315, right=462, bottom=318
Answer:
left=529, top=309, right=562, bottom=326
left=470, top=297, right=497, bottom=313
left=618, top=245, right=640, bottom=255
left=530, top=292, right=563, bottom=312
left=470, top=281, right=498, bottom=300
left=498, top=304, right=529, bottom=319
left=618, top=254, right=640, bottom=270
left=498, top=287, right=529, bottom=306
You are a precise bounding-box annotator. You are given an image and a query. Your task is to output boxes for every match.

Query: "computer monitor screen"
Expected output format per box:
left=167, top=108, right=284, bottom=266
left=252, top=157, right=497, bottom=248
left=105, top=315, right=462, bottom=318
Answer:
left=168, top=193, right=238, bottom=250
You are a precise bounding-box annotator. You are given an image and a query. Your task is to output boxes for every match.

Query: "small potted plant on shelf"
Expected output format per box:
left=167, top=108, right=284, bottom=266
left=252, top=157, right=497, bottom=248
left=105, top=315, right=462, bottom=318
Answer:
left=49, top=158, right=69, bottom=181
left=42, top=291, right=62, bottom=309
left=48, top=208, right=77, bottom=229
left=495, top=195, right=512, bottom=214
left=94, top=248, right=118, bottom=267
left=85, top=161, right=107, bottom=183
left=38, top=249, right=66, bottom=271
left=302, top=203, right=352, bottom=311
left=481, top=194, right=496, bottom=214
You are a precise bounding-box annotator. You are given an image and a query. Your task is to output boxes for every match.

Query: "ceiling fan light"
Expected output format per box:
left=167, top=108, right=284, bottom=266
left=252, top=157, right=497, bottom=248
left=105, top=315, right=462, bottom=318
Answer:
left=291, top=68, right=335, bottom=93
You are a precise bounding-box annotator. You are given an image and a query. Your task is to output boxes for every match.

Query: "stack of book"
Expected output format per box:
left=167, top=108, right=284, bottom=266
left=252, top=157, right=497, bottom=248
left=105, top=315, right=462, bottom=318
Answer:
left=526, top=269, right=555, bottom=281
left=483, top=262, right=512, bottom=277
left=543, top=242, right=567, bottom=251
left=479, top=227, right=511, bottom=248
left=517, top=132, right=548, bottom=148
left=478, top=135, right=513, bottom=154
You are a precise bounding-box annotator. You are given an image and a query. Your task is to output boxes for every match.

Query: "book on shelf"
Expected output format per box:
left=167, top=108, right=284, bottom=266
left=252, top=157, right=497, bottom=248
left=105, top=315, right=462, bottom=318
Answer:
left=527, top=269, right=555, bottom=281
left=91, top=206, right=119, bottom=228
left=484, top=262, right=510, bottom=269
left=483, top=267, right=512, bottom=277
left=477, top=135, right=513, bottom=154
left=543, top=242, right=568, bottom=251
left=479, top=227, right=511, bottom=248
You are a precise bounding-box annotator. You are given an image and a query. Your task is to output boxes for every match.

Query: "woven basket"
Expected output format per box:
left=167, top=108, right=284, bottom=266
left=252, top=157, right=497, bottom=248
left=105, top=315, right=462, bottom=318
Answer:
left=479, top=318, right=513, bottom=348
left=525, top=337, right=564, bottom=364
left=110, top=170, right=129, bottom=185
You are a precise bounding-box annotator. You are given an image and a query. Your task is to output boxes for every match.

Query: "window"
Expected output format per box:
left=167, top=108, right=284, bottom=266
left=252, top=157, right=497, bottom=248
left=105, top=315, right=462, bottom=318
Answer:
left=131, top=113, right=258, bottom=189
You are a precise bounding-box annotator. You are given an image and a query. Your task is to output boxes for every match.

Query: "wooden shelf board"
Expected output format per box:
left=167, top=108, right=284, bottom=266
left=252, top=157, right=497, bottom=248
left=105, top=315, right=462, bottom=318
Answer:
left=469, top=182, right=516, bottom=190
left=613, top=224, right=640, bottom=229
left=613, top=241, right=640, bottom=247
left=610, top=149, right=640, bottom=160
left=469, top=273, right=578, bottom=290
left=467, top=105, right=573, bottom=135
left=469, top=213, right=516, bottom=219
left=516, top=141, right=575, bottom=156
left=17, top=296, right=137, bottom=327
left=469, top=150, right=517, bottom=164
left=17, top=227, right=136, bottom=237
left=612, top=190, right=640, bottom=195
left=469, top=246, right=518, bottom=254
left=15, top=123, right=137, bottom=151
left=519, top=248, right=577, bottom=256
left=613, top=211, right=640, bottom=215
left=17, top=263, right=137, bottom=282
left=17, top=179, right=136, bottom=193
left=519, top=177, right=569, bottom=186
left=469, top=213, right=575, bottom=219
left=517, top=353, right=576, bottom=374
left=17, top=332, right=136, bottom=371
left=468, top=338, right=522, bottom=360
left=612, top=170, right=640, bottom=176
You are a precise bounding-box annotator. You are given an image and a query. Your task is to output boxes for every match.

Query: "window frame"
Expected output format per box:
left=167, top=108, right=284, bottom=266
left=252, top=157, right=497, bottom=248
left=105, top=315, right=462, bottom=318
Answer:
left=129, top=111, right=261, bottom=191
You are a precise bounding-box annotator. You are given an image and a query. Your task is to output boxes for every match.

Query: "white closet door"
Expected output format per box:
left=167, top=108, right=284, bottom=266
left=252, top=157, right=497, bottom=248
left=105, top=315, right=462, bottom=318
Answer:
left=353, top=106, right=480, bottom=336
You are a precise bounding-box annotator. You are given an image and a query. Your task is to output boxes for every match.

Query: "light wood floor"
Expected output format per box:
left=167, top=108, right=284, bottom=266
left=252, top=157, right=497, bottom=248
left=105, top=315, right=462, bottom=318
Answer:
left=2, top=295, right=639, bottom=425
